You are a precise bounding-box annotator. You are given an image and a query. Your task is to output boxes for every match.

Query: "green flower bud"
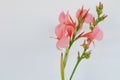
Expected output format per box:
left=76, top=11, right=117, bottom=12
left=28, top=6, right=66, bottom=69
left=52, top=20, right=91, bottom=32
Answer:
left=96, top=2, right=104, bottom=16
left=97, top=10, right=103, bottom=16
left=98, top=15, right=107, bottom=21
left=84, top=51, right=91, bottom=59
left=99, top=2, right=103, bottom=10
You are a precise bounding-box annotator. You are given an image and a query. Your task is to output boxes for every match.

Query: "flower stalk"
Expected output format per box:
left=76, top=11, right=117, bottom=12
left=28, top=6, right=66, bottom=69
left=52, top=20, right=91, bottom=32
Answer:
left=60, top=53, right=65, bottom=80
left=54, top=2, right=107, bottom=80
left=69, top=49, right=90, bottom=80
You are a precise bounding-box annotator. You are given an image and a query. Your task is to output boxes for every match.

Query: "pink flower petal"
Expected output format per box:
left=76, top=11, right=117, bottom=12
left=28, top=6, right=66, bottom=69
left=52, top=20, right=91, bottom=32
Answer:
left=76, top=9, right=81, bottom=19
left=56, top=36, right=70, bottom=49
left=85, top=13, right=94, bottom=23
left=59, top=11, right=66, bottom=24
left=82, top=10, right=94, bottom=23
left=55, top=24, right=65, bottom=39
left=82, top=32, right=93, bottom=40
left=76, top=8, right=94, bottom=23
left=82, top=26, right=103, bottom=41
left=94, top=27, right=103, bottom=41
left=90, top=26, right=103, bottom=41
left=66, top=25, right=74, bottom=36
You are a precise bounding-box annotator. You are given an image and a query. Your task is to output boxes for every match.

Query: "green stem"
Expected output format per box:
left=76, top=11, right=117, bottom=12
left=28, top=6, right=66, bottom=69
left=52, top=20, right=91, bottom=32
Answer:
left=69, top=57, right=83, bottom=80
left=63, top=40, right=74, bottom=68
left=60, top=53, right=65, bottom=80
left=63, top=48, right=69, bottom=68
left=69, top=50, right=86, bottom=80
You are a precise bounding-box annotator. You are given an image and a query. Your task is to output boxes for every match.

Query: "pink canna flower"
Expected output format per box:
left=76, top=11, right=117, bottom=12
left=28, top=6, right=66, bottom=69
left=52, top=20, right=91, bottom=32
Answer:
left=55, top=11, right=76, bottom=49
left=82, top=26, right=103, bottom=41
left=76, top=7, right=94, bottom=23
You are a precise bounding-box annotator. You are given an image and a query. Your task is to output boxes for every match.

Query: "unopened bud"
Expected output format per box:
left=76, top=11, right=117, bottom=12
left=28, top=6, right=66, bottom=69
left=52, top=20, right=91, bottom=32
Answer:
left=96, top=2, right=104, bottom=16
left=81, top=40, right=89, bottom=50
left=84, top=50, right=92, bottom=59
left=98, top=15, right=107, bottom=21
left=103, top=15, right=108, bottom=19
left=90, top=26, right=94, bottom=30
left=98, top=10, right=103, bottom=16
left=99, top=2, right=103, bottom=10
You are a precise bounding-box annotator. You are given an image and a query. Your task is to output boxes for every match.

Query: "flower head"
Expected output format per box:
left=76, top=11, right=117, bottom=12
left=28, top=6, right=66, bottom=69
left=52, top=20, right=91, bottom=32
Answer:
left=76, top=7, right=94, bottom=23
left=82, top=26, right=103, bottom=41
left=55, top=11, right=76, bottom=49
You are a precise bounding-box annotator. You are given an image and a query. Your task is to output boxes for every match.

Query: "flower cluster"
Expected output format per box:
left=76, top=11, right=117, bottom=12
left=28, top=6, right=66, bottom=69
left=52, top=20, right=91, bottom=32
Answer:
left=54, top=2, right=107, bottom=80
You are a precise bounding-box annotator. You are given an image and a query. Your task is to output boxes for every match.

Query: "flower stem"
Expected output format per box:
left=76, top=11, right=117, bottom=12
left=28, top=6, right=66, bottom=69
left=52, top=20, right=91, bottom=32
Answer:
left=63, top=47, right=69, bottom=68
left=60, top=53, right=65, bottom=80
left=69, top=50, right=86, bottom=80
left=63, top=40, right=74, bottom=68
left=69, top=57, right=83, bottom=80
left=61, top=39, right=74, bottom=80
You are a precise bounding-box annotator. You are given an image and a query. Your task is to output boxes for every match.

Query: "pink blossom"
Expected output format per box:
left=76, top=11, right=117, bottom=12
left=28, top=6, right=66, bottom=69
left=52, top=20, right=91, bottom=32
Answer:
left=55, top=11, right=76, bottom=49
left=76, top=8, right=94, bottom=23
left=82, top=26, right=103, bottom=41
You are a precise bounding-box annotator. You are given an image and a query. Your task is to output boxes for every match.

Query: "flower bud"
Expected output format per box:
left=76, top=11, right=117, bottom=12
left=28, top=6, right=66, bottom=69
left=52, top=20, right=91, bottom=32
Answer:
left=103, top=15, right=108, bottom=19
left=98, top=15, right=107, bottom=21
left=84, top=50, right=91, bottom=59
left=99, top=2, right=103, bottom=10
left=96, top=2, right=103, bottom=16
left=81, top=40, right=89, bottom=50
left=98, top=10, right=103, bottom=16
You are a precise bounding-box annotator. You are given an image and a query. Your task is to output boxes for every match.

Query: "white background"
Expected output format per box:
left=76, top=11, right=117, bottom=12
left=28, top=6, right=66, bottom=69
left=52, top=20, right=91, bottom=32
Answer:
left=0, top=0, right=119, bottom=80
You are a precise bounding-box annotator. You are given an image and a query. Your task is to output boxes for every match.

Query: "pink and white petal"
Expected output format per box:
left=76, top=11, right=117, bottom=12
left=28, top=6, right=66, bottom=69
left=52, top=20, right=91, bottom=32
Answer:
left=56, top=36, right=70, bottom=49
